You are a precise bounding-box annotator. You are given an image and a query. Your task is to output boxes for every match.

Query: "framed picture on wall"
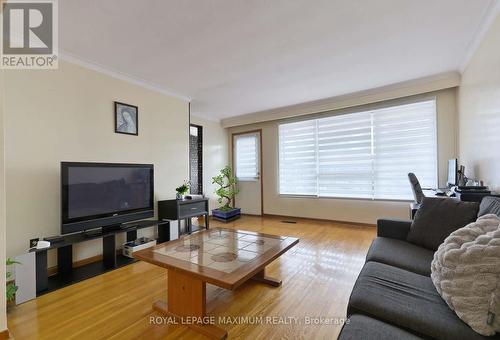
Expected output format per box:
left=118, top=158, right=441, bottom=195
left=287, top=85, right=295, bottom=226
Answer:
left=114, top=101, right=138, bottom=135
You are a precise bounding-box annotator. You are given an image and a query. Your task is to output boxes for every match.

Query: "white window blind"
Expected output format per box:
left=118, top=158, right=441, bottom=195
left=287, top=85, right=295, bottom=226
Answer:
left=279, top=120, right=318, bottom=195
left=234, top=133, right=259, bottom=180
left=279, top=99, right=437, bottom=200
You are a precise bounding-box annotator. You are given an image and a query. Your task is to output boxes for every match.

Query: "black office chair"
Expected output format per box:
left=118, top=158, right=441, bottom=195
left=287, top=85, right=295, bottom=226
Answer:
left=408, top=173, right=424, bottom=204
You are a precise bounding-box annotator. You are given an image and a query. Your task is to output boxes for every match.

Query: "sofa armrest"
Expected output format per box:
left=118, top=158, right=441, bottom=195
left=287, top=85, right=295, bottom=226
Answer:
left=377, top=219, right=412, bottom=240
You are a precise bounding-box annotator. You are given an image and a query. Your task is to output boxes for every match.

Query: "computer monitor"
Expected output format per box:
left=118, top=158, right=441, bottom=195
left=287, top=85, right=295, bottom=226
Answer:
left=447, top=159, right=457, bottom=187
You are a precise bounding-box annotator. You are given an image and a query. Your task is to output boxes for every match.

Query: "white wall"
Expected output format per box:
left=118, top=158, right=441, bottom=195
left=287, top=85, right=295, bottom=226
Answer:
left=4, top=60, right=189, bottom=265
left=228, top=89, right=458, bottom=224
left=0, top=68, right=8, bottom=332
left=190, top=116, right=228, bottom=212
left=458, top=14, right=500, bottom=192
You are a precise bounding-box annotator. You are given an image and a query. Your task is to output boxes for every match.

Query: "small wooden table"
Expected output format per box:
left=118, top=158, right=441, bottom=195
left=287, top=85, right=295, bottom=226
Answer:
left=134, top=228, right=299, bottom=339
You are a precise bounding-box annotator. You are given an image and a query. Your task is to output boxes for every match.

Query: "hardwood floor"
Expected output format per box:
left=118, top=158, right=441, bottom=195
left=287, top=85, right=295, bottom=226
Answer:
left=7, top=215, right=376, bottom=340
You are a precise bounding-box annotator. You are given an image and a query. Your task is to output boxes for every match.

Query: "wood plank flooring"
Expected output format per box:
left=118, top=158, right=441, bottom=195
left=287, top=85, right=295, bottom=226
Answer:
left=7, top=215, right=376, bottom=340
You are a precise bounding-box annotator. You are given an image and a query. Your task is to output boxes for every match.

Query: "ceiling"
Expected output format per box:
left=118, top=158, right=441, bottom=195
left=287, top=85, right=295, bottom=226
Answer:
left=60, top=0, right=494, bottom=120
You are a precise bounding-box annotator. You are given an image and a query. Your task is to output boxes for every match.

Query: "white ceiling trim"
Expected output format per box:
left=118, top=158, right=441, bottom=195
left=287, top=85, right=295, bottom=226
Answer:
left=59, top=50, right=191, bottom=102
left=459, top=2, right=500, bottom=73
left=221, top=72, right=460, bottom=128
left=190, top=112, right=220, bottom=123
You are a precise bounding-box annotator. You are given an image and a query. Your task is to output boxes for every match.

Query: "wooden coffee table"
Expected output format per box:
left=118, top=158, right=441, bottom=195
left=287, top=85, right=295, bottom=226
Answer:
left=134, top=227, right=299, bottom=339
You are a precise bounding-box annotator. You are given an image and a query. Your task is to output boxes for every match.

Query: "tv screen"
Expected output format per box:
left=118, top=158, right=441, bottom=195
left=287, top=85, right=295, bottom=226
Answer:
left=447, top=159, right=457, bottom=187
left=61, top=162, right=154, bottom=234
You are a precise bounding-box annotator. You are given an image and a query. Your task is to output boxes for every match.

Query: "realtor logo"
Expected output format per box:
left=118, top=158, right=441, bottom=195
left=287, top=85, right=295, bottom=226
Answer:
left=1, top=0, right=58, bottom=69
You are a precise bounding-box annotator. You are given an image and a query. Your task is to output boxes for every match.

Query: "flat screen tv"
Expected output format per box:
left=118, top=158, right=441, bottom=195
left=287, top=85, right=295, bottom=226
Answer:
left=61, top=162, right=154, bottom=234
left=447, top=158, right=458, bottom=187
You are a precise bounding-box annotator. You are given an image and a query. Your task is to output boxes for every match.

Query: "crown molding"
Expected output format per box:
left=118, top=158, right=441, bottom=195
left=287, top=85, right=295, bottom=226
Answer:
left=459, top=1, right=500, bottom=73
left=189, top=112, right=221, bottom=123
left=221, top=71, right=460, bottom=128
left=58, top=50, right=191, bottom=102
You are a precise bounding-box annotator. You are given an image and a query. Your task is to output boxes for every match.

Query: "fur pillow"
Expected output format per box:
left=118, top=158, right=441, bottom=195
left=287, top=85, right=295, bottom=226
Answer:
left=431, top=214, right=500, bottom=336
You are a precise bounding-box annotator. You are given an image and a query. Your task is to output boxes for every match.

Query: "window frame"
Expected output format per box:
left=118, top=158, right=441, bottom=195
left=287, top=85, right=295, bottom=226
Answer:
left=233, top=131, right=261, bottom=182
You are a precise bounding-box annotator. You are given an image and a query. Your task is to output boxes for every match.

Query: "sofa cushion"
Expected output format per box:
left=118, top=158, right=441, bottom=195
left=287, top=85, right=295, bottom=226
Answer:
left=377, top=219, right=412, bottom=240
left=338, top=314, right=423, bottom=340
left=366, top=237, right=433, bottom=276
left=407, top=197, right=479, bottom=250
left=478, top=196, right=500, bottom=217
left=347, top=262, right=500, bottom=340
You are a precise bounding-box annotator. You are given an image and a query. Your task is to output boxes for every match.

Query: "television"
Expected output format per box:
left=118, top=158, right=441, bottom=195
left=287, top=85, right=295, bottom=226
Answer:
left=447, top=159, right=457, bottom=187
left=61, top=162, right=154, bottom=234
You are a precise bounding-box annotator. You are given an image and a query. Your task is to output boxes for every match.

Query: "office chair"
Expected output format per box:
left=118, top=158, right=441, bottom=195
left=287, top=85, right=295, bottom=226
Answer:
left=408, top=173, right=425, bottom=204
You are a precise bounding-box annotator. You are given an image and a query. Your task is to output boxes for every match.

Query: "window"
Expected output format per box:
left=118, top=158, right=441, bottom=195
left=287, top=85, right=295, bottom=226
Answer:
left=234, top=133, right=259, bottom=181
left=189, top=124, right=203, bottom=194
left=279, top=99, right=437, bottom=200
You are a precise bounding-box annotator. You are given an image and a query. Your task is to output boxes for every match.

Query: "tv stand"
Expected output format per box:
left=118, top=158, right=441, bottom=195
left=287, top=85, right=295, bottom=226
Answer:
left=83, top=229, right=104, bottom=238
left=31, top=219, right=170, bottom=296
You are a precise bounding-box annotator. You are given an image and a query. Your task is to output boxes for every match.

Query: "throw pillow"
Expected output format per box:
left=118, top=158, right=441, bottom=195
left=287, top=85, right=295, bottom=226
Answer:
left=478, top=196, right=500, bottom=217
left=431, top=214, right=500, bottom=336
left=407, top=197, right=479, bottom=250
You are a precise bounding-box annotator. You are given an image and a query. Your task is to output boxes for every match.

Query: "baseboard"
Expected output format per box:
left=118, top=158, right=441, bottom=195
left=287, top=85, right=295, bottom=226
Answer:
left=262, top=213, right=376, bottom=228
left=0, top=329, right=10, bottom=340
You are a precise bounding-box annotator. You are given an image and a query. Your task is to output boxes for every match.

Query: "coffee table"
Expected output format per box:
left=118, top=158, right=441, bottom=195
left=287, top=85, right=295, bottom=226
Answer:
left=134, top=227, right=299, bottom=339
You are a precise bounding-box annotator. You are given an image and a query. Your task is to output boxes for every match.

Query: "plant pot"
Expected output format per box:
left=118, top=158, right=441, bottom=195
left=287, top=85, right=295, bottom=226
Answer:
left=6, top=298, right=16, bottom=312
left=176, top=193, right=186, bottom=200
left=212, top=208, right=241, bottom=223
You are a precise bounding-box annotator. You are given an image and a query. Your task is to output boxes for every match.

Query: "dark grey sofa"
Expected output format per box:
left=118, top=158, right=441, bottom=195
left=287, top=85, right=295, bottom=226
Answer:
left=338, top=198, right=500, bottom=340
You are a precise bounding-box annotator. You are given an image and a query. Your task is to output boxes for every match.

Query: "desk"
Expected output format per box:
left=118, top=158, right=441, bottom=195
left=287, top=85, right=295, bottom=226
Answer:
left=409, top=190, right=499, bottom=218
left=422, top=189, right=499, bottom=202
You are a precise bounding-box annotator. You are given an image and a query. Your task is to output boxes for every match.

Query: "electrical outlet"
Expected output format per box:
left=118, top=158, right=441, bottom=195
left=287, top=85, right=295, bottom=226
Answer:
left=29, top=238, right=39, bottom=248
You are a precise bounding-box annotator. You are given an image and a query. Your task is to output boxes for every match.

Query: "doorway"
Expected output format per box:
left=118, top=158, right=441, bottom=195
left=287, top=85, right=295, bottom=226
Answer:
left=232, top=130, right=263, bottom=215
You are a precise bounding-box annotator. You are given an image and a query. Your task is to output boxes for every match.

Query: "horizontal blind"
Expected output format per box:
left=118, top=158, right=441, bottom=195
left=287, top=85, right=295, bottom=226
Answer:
left=317, top=111, right=373, bottom=198
left=278, top=99, right=437, bottom=200
left=373, top=100, right=437, bottom=199
left=279, top=120, right=318, bottom=195
left=234, top=133, right=259, bottom=180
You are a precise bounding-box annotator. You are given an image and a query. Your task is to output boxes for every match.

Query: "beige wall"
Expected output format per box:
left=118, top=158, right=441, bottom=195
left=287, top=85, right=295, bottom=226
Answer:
left=4, top=60, right=189, bottom=265
left=458, top=14, right=500, bottom=192
left=190, top=116, right=229, bottom=212
left=0, top=69, right=7, bottom=331
left=228, top=89, right=458, bottom=224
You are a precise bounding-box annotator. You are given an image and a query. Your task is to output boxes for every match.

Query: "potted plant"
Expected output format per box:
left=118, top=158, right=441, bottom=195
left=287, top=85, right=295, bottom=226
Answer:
left=175, top=180, right=190, bottom=199
left=6, top=258, right=20, bottom=309
left=211, top=166, right=241, bottom=222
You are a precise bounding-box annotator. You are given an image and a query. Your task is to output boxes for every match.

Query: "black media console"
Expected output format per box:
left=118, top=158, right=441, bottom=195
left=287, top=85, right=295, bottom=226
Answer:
left=31, top=219, right=170, bottom=296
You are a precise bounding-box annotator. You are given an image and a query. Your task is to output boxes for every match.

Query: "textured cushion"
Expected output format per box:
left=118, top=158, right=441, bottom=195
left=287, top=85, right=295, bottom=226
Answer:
left=338, top=314, right=423, bottom=340
left=407, top=197, right=479, bottom=250
left=366, top=237, right=434, bottom=276
left=347, top=262, right=500, bottom=340
left=478, top=196, right=500, bottom=217
left=431, top=214, right=500, bottom=336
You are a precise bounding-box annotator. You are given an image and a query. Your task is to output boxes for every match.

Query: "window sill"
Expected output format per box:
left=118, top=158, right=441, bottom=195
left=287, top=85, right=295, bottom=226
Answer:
left=278, top=194, right=413, bottom=203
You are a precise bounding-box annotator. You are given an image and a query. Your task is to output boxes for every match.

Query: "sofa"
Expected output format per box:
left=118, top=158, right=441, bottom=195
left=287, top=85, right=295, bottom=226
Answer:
left=338, top=197, right=500, bottom=340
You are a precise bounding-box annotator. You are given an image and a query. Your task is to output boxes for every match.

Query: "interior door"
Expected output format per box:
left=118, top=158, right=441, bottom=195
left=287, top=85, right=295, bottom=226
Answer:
left=233, top=131, right=262, bottom=215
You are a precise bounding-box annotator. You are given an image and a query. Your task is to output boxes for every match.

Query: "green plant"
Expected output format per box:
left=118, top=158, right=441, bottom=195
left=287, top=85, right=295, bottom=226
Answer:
left=212, top=166, right=239, bottom=211
left=175, top=180, right=190, bottom=195
left=6, top=258, right=20, bottom=302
